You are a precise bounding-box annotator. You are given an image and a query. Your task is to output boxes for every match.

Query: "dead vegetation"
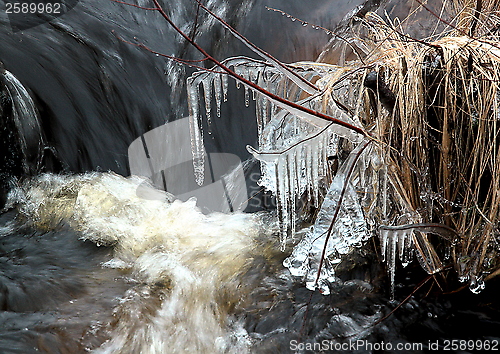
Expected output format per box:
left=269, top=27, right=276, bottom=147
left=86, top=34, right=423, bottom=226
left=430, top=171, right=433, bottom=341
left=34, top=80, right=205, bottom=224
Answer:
left=320, top=0, right=500, bottom=292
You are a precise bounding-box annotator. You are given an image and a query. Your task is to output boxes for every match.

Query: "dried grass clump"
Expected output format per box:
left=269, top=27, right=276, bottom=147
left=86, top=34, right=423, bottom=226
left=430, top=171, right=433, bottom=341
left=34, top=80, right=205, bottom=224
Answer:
left=321, top=1, right=500, bottom=291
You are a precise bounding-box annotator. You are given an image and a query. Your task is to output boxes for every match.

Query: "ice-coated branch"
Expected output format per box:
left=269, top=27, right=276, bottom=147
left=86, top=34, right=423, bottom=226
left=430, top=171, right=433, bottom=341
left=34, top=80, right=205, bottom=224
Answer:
left=113, top=0, right=369, bottom=186
left=312, top=139, right=371, bottom=292
left=265, top=6, right=368, bottom=65
left=115, top=0, right=367, bottom=136
left=378, top=222, right=459, bottom=296
left=379, top=223, right=459, bottom=243
left=194, top=0, right=320, bottom=95
left=112, top=31, right=224, bottom=73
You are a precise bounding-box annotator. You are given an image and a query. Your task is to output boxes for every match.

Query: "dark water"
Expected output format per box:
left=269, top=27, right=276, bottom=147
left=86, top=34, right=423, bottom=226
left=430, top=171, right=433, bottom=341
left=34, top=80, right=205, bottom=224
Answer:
left=0, top=0, right=354, bottom=175
left=1, top=0, right=500, bottom=353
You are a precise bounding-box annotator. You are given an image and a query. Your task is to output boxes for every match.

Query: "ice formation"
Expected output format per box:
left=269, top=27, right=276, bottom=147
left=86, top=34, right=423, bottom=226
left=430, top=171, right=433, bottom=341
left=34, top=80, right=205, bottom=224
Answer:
left=378, top=223, right=459, bottom=295
left=283, top=141, right=371, bottom=294
left=185, top=55, right=457, bottom=295
left=245, top=64, right=364, bottom=251
left=187, top=58, right=364, bottom=234
left=186, top=58, right=373, bottom=293
left=187, top=57, right=276, bottom=185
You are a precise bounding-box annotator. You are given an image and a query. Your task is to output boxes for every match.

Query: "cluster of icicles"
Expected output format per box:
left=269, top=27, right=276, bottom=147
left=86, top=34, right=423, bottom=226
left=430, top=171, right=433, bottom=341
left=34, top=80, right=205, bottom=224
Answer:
left=184, top=55, right=462, bottom=295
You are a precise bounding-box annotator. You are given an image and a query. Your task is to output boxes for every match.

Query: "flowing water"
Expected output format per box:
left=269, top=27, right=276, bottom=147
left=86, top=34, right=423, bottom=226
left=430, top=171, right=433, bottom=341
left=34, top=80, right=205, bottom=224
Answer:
left=2, top=1, right=500, bottom=353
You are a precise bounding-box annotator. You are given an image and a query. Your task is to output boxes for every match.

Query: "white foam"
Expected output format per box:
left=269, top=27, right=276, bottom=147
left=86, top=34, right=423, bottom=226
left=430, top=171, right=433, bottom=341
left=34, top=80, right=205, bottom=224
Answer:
left=15, top=172, right=262, bottom=353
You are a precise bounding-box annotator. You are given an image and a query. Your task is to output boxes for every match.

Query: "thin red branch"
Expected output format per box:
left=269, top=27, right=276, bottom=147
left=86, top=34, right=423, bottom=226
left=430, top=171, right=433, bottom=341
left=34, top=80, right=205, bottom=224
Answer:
left=116, top=0, right=368, bottom=136
left=265, top=6, right=368, bottom=65
left=314, top=139, right=372, bottom=291
left=365, top=16, right=442, bottom=50
left=112, top=31, right=225, bottom=73
left=194, top=0, right=320, bottom=94
left=371, top=264, right=453, bottom=327
left=373, top=275, right=432, bottom=326
left=300, top=140, right=371, bottom=339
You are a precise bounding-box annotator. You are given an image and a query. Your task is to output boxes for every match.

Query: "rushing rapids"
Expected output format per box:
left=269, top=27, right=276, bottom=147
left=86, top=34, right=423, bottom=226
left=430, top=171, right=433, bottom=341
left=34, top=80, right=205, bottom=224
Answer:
left=2, top=0, right=500, bottom=353
left=10, top=172, right=266, bottom=353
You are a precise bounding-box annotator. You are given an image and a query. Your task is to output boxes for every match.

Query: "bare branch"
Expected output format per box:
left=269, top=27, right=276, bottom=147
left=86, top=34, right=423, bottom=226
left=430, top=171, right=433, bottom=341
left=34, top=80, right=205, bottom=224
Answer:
left=194, top=0, right=320, bottom=95
left=314, top=139, right=372, bottom=292
left=266, top=6, right=368, bottom=65
left=414, top=0, right=500, bottom=51
left=112, top=31, right=224, bottom=73
left=115, top=0, right=369, bottom=136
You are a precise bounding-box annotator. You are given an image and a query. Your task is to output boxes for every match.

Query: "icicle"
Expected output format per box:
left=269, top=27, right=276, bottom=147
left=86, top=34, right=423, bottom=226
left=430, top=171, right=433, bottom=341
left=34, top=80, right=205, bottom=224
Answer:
left=248, top=63, right=259, bottom=83
left=294, top=148, right=301, bottom=197
left=186, top=78, right=206, bottom=186
left=382, top=164, right=389, bottom=219
left=311, top=142, right=320, bottom=207
left=319, top=132, right=327, bottom=176
left=305, top=143, right=313, bottom=202
left=188, top=57, right=363, bottom=249
left=288, top=152, right=297, bottom=237
left=213, top=74, right=222, bottom=118
left=275, top=157, right=289, bottom=249
left=259, top=72, right=270, bottom=125
left=378, top=228, right=410, bottom=296
left=292, top=115, right=298, bottom=137
left=378, top=222, right=458, bottom=295
left=278, top=155, right=289, bottom=247
left=398, top=231, right=413, bottom=267
left=256, top=102, right=264, bottom=144
left=222, top=74, right=228, bottom=102
left=378, top=227, right=400, bottom=296
left=255, top=70, right=267, bottom=141
left=379, top=228, right=390, bottom=263
left=388, top=230, right=397, bottom=295
left=244, top=85, right=250, bottom=107
left=202, top=77, right=213, bottom=131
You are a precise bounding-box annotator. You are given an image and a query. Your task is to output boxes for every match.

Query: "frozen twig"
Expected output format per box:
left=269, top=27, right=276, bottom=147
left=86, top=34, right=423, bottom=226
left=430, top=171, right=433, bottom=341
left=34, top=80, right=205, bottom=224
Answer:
left=195, top=0, right=320, bottom=95
left=113, top=0, right=368, bottom=136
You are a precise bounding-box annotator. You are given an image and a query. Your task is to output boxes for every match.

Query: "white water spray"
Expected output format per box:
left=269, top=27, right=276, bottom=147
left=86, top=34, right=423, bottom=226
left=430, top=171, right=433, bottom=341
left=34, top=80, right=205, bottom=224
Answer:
left=12, top=172, right=270, bottom=353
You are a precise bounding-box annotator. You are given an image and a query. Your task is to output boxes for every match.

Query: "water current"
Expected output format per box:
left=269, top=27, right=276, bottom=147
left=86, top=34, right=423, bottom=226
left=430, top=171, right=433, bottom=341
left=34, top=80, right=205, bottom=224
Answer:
left=1, top=1, right=500, bottom=353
